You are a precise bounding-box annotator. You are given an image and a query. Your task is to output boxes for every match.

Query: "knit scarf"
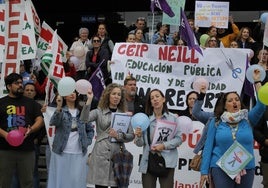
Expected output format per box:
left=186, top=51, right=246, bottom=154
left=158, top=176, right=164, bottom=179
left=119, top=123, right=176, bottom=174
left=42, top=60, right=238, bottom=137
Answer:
left=220, top=109, right=248, bottom=124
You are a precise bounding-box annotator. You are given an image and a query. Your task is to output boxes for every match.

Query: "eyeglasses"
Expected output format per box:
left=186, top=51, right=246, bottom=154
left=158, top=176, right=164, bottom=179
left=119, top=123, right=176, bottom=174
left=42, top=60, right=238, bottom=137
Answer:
left=12, top=81, right=23, bottom=85
left=209, top=39, right=217, bottom=42
left=93, top=40, right=100, bottom=43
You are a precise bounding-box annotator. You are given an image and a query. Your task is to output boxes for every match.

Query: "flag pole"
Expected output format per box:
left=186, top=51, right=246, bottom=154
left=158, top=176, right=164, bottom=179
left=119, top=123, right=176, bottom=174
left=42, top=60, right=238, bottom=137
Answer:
left=151, top=12, right=155, bottom=44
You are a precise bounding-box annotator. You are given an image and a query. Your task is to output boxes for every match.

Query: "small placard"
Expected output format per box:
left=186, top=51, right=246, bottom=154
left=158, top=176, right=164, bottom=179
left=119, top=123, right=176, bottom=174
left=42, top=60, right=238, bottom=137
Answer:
left=216, top=140, right=253, bottom=179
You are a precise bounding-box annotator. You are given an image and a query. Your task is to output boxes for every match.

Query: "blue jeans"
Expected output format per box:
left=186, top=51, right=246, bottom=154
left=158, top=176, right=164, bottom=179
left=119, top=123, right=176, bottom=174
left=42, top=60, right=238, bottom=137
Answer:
left=211, top=167, right=254, bottom=188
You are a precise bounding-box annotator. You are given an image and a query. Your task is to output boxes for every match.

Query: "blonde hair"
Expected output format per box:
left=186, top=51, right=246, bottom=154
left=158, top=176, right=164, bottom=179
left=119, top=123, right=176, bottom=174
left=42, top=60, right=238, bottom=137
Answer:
left=98, top=83, right=127, bottom=112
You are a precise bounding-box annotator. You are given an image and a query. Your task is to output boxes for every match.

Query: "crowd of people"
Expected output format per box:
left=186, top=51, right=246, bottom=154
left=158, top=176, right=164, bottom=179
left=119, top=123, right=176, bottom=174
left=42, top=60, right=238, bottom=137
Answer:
left=0, top=13, right=268, bottom=188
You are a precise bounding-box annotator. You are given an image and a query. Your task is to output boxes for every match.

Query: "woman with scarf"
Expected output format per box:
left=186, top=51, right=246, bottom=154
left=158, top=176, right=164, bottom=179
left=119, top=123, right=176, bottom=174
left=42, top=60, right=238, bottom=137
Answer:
left=199, top=69, right=266, bottom=188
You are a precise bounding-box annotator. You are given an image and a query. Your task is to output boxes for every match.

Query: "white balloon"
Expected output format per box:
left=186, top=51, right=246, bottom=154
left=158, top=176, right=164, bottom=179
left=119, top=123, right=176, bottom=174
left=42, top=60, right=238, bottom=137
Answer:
left=246, top=64, right=266, bottom=84
left=58, top=77, right=76, bottom=96
left=176, top=116, right=193, bottom=134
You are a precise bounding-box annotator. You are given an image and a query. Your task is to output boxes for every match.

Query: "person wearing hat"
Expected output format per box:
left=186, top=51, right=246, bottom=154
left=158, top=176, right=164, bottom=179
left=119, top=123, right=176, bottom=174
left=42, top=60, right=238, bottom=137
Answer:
left=199, top=34, right=210, bottom=48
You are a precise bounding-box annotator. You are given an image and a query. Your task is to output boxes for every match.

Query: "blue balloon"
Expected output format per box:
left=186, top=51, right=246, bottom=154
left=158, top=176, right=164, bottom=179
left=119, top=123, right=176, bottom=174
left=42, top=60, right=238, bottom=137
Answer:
left=131, top=113, right=150, bottom=131
left=246, top=64, right=266, bottom=84
left=260, top=12, right=268, bottom=24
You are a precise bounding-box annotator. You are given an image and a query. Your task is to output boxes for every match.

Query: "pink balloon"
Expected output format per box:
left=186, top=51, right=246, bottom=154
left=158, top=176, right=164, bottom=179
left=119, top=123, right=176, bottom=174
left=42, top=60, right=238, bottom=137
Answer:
left=176, top=116, right=193, bottom=134
left=69, top=56, right=80, bottom=70
left=193, top=77, right=209, bottom=92
left=6, top=130, right=24, bottom=146
left=18, top=126, right=27, bottom=134
left=76, top=79, right=92, bottom=94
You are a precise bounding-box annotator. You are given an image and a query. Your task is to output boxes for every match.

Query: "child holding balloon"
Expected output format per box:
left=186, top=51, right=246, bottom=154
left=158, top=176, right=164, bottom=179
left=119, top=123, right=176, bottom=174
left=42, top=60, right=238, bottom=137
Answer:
left=134, top=88, right=183, bottom=188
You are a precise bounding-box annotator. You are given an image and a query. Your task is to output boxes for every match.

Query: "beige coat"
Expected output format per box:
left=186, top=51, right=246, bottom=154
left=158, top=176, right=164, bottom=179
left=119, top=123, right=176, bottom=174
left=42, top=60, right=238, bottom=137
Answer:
left=81, top=106, right=134, bottom=186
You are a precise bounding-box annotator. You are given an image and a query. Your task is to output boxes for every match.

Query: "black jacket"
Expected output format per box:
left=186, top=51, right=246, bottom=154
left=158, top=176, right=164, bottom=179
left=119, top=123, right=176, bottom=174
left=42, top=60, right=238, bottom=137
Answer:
left=254, top=106, right=268, bottom=163
left=133, top=94, right=146, bottom=114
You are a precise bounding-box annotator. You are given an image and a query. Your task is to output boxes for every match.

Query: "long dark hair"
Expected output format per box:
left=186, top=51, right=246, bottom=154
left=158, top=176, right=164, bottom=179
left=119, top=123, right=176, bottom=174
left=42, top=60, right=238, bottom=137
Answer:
left=214, top=91, right=246, bottom=120
left=61, top=91, right=83, bottom=111
left=186, top=91, right=198, bottom=108
left=145, top=89, right=169, bottom=116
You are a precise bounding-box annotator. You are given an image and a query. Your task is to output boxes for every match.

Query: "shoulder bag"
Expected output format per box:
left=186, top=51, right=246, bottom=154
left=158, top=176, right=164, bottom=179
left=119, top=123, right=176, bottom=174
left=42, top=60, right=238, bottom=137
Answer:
left=147, top=127, right=169, bottom=177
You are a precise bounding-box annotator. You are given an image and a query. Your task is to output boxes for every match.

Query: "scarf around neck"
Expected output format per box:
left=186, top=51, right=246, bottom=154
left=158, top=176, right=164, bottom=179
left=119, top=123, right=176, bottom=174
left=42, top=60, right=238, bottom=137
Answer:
left=221, top=109, right=248, bottom=124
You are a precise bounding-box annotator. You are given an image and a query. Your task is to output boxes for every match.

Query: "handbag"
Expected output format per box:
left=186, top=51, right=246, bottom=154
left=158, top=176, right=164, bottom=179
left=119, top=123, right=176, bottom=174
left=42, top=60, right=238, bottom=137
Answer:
left=147, top=127, right=169, bottom=177
left=147, top=151, right=169, bottom=177
left=112, top=143, right=133, bottom=188
left=189, top=152, right=202, bottom=171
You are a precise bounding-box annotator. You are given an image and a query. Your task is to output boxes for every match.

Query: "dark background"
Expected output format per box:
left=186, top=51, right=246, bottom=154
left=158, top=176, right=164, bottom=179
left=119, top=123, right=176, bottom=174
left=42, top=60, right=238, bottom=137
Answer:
left=31, top=0, right=268, bottom=48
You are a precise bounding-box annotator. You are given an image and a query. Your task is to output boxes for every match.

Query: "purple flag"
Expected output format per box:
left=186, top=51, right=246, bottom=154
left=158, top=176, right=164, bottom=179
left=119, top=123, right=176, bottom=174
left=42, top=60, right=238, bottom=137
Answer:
left=179, top=8, right=203, bottom=55
left=89, top=66, right=106, bottom=100
left=150, top=0, right=175, bottom=17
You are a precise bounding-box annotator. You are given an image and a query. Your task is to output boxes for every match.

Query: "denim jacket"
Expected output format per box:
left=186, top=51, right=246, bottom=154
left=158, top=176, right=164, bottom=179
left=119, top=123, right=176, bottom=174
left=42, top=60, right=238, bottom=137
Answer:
left=134, top=112, right=182, bottom=173
left=50, top=106, right=94, bottom=155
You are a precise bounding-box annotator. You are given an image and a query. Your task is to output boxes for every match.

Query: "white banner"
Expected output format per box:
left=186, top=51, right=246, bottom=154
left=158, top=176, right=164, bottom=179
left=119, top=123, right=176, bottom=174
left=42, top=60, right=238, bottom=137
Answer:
left=111, top=43, right=250, bottom=112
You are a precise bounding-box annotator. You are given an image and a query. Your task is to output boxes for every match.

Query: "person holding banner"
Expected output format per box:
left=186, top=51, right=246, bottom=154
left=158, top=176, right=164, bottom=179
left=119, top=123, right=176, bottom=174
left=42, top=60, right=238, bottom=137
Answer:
left=80, top=83, right=135, bottom=188
left=0, top=73, right=44, bottom=188
left=47, top=91, right=94, bottom=188
left=199, top=69, right=266, bottom=188
left=217, top=16, right=240, bottom=48
left=134, top=88, right=182, bottom=188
